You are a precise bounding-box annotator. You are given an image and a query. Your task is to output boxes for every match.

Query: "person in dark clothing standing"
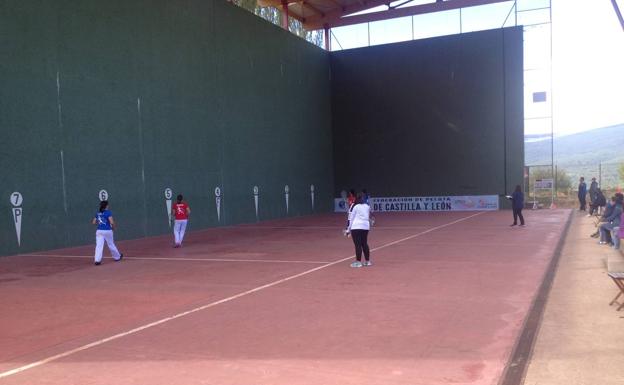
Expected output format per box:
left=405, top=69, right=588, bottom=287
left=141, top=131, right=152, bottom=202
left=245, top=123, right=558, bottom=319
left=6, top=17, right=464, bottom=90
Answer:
left=589, top=188, right=606, bottom=216
left=588, top=177, right=598, bottom=216
left=589, top=177, right=598, bottom=200
left=578, top=177, right=587, bottom=211
left=509, top=185, right=525, bottom=226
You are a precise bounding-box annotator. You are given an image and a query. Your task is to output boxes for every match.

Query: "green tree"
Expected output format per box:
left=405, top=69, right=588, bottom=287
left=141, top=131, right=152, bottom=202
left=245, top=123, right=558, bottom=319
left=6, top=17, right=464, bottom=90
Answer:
left=619, top=163, right=624, bottom=185
left=528, top=167, right=572, bottom=193
left=235, top=0, right=258, bottom=12
left=232, top=0, right=324, bottom=47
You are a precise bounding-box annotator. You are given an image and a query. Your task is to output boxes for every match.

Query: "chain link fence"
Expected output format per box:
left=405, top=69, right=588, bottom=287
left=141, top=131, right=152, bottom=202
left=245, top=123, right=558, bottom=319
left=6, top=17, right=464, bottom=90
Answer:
left=525, top=162, right=623, bottom=208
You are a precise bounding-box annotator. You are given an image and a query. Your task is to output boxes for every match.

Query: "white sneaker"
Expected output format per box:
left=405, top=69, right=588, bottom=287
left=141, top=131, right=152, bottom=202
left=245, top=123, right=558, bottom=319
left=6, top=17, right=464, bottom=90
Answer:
left=350, top=261, right=363, bottom=268
left=363, top=261, right=373, bottom=266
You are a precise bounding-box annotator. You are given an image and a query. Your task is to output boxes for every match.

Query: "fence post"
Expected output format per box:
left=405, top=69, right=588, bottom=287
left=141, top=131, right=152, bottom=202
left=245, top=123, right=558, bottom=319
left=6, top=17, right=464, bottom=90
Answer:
left=599, top=162, right=602, bottom=186
left=533, top=181, right=538, bottom=209
left=550, top=165, right=557, bottom=209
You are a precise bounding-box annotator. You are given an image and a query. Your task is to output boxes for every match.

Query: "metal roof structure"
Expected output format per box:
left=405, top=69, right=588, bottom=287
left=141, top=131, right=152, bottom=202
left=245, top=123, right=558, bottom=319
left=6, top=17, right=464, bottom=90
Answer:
left=258, top=0, right=514, bottom=30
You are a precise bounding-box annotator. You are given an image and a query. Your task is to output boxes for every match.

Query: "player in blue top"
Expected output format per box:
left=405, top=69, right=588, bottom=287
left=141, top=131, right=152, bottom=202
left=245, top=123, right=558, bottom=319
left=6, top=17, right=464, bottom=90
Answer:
left=362, top=189, right=370, bottom=205
left=508, top=185, right=525, bottom=226
left=91, top=200, right=123, bottom=265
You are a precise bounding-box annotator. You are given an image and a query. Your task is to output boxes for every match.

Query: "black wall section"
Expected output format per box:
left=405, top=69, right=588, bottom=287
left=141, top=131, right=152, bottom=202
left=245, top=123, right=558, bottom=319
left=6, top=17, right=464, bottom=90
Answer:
left=331, top=27, right=524, bottom=199
left=0, top=0, right=333, bottom=256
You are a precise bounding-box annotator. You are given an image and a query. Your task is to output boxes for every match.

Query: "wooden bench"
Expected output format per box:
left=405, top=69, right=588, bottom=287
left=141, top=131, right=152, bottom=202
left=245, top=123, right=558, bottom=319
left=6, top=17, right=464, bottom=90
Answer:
left=608, top=272, right=624, bottom=311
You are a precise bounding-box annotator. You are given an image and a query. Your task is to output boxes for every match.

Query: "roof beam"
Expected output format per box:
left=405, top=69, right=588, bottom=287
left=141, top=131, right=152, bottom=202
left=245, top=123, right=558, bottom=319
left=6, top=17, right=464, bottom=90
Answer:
left=325, top=0, right=344, bottom=8
left=300, top=1, right=325, bottom=17
left=257, top=0, right=319, bottom=22
left=305, top=0, right=511, bottom=30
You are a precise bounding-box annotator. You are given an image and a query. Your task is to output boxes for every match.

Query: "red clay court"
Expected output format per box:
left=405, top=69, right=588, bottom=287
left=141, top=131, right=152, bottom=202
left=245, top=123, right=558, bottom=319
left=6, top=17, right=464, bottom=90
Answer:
left=0, top=209, right=569, bottom=385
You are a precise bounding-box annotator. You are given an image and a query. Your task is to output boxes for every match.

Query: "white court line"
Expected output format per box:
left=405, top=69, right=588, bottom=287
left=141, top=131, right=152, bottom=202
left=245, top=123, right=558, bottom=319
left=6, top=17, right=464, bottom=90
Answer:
left=19, top=254, right=330, bottom=264
left=0, top=211, right=484, bottom=379
left=236, top=225, right=432, bottom=230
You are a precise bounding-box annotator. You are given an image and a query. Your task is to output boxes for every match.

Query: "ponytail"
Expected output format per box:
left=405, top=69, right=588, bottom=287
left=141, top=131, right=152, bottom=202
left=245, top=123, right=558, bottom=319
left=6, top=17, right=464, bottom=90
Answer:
left=99, top=200, right=108, bottom=213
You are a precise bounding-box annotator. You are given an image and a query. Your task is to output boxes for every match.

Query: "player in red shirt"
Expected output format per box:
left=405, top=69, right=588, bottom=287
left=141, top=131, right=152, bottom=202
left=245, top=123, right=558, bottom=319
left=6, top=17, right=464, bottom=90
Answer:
left=347, top=189, right=356, bottom=209
left=172, top=194, right=191, bottom=248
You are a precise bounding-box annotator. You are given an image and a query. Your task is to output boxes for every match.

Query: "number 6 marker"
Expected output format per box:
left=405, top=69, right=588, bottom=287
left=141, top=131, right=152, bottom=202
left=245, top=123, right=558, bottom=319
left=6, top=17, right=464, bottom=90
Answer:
left=215, top=187, right=222, bottom=222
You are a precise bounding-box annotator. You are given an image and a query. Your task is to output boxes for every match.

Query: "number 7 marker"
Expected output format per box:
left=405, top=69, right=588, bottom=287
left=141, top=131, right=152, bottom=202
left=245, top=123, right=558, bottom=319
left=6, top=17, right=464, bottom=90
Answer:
left=10, top=192, right=23, bottom=246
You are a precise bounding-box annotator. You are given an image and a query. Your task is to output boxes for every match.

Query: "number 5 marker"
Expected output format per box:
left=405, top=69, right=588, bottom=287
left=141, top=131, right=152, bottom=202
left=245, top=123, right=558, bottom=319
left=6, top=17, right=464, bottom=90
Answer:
left=164, top=188, right=173, bottom=226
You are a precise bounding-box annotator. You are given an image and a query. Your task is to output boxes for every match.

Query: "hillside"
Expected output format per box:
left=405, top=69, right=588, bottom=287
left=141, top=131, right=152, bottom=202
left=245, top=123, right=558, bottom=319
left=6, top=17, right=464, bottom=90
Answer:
left=525, top=123, right=624, bottom=188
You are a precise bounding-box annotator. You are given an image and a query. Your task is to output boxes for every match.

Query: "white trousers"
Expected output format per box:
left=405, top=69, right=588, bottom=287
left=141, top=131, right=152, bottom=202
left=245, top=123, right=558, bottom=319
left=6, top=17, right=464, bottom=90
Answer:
left=94, top=230, right=121, bottom=263
left=174, top=219, right=188, bottom=245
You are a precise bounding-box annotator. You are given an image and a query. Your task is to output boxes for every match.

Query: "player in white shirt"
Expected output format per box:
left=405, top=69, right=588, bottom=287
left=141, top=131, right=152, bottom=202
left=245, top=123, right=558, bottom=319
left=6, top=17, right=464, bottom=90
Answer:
left=346, top=193, right=372, bottom=268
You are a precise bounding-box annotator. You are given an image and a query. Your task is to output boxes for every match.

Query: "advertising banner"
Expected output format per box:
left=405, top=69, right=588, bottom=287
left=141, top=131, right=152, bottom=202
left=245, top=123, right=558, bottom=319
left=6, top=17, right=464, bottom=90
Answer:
left=334, top=195, right=499, bottom=212
left=534, top=179, right=554, bottom=189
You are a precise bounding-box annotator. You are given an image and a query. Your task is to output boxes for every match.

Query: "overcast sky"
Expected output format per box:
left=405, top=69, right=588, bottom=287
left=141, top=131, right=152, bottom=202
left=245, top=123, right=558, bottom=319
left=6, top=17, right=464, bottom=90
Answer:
left=551, top=0, right=624, bottom=135
left=331, top=0, right=624, bottom=136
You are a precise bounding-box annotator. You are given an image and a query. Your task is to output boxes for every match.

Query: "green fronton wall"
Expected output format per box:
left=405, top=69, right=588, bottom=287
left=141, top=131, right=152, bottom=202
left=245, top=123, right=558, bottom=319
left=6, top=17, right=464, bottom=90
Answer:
left=0, top=0, right=333, bottom=256
left=0, top=0, right=524, bottom=257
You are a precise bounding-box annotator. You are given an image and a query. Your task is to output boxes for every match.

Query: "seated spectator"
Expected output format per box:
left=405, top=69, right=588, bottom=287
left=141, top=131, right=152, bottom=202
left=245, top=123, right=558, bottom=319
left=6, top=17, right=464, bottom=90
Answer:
left=589, top=188, right=606, bottom=216
left=616, top=217, right=624, bottom=250
left=599, top=193, right=624, bottom=245
left=591, top=195, right=616, bottom=238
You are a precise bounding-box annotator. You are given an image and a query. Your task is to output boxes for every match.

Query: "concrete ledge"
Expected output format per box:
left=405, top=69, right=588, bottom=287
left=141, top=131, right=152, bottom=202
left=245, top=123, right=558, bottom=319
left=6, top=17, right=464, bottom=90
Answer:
left=608, top=252, right=624, bottom=272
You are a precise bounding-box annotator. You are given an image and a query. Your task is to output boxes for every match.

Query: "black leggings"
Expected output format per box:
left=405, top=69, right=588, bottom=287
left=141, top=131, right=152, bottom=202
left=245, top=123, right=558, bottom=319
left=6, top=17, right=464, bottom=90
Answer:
left=513, top=208, right=525, bottom=225
left=351, top=229, right=370, bottom=261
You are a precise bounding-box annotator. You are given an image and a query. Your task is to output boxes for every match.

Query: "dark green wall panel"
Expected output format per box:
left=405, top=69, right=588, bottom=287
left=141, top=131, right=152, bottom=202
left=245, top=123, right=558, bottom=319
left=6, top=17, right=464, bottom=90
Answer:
left=0, top=0, right=333, bottom=256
